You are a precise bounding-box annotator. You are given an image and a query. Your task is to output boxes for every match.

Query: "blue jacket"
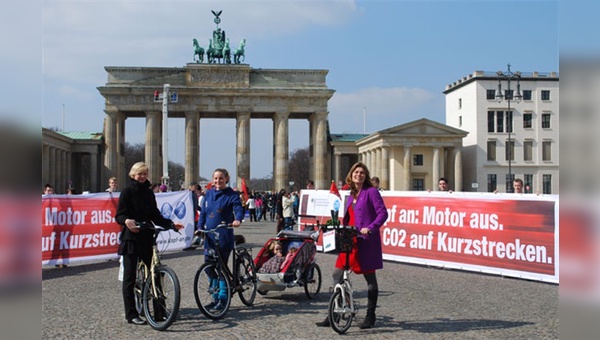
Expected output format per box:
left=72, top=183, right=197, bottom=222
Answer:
left=198, top=187, right=244, bottom=254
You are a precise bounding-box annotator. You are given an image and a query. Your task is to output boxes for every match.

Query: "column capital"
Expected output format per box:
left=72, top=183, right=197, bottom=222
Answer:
left=274, top=111, right=290, bottom=120
left=237, top=112, right=251, bottom=119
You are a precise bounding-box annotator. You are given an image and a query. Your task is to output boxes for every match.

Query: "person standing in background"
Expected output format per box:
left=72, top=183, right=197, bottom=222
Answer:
left=106, top=177, right=118, bottom=193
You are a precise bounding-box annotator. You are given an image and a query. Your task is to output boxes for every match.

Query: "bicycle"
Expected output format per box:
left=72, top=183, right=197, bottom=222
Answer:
left=132, top=222, right=181, bottom=331
left=193, top=222, right=257, bottom=320
left=327, top=224, right=361, bottom=334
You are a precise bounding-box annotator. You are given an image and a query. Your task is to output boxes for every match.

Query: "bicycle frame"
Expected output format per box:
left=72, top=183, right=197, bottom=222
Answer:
left=199, top=224, right=250, bottom=291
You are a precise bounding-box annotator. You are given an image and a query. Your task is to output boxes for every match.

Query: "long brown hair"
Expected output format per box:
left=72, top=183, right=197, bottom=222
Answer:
left=345, top=162, right=373, bottom=198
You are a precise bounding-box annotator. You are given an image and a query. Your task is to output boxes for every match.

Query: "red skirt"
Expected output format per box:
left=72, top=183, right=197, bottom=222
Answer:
left=334, top=237, right=375, bottom=275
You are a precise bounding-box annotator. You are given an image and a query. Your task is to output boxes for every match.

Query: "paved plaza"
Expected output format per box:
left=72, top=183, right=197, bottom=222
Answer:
left=42, top=220, right=558, bottom=339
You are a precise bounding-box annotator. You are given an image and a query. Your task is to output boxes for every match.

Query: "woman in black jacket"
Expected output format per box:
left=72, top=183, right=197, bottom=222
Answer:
left=115, top=162, right=183, bottom=325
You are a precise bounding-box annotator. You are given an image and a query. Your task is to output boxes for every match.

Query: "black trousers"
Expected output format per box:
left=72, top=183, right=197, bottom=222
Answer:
left=121, top=247, right=151, bottom=321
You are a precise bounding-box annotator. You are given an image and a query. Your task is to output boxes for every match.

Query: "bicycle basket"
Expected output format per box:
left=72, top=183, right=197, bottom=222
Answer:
left=337, top=230, right=354, bottom=253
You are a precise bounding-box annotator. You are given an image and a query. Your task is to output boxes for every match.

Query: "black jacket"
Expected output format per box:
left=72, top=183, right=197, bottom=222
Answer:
left=115, top=178, right=175, bottom=254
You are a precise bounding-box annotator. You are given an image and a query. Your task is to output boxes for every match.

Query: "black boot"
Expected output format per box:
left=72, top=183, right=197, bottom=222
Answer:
left=359, top=289, right=378, bottom=329
left=315, top=316, right=330, bottom=327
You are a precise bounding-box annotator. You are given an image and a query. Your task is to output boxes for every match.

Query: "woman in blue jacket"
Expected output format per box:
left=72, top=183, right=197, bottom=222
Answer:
left=316, top=162, right=388, bottom=329
left=196, top=168, right=244, bottom=312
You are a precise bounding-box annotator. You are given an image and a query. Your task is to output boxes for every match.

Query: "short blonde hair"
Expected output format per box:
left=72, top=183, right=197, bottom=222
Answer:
left=129, top=162, right=148, bottom=179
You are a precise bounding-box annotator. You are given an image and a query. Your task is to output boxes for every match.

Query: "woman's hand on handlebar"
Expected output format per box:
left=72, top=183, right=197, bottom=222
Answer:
left=173, top=223, right=184, bottom=232
left=359, top=227, right=371, bottom=235
left=230, top=220, right=241, bottom=228
left=125, top=219, right=140, bottom=233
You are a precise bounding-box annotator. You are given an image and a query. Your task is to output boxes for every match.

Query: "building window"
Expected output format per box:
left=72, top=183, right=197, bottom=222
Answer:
left=523, top=113, right=533, bottom=128
left=542, top=113, right=551, bottom=128
left=487, top=89, right=496, bottom=100
left=488, top=111, right=495, bottom=132
left=487, top=174, right=497, bottom=193
left=413, top=154, right=424, bottom=166
left=523, top=90, right=532, bottom=100
left=506, top=111, right=513, bottom=133
left=505, top=140, right=515, bottom=161
left=487, top=141, right=496, bottom=161
left=496, top=111, right=504, bottom=133
left=412, top=178, right=425, bottom=191
left=458, top=98, right=462, bottom=109
left=505, top=173, right=515, bottom=193
left=542, top=141, right=552, bottom=161
left=541, top=90, right=550, bottom=100
left=459, top=116, right=462, bottom=127
left=524, top=141, right=533, bottom=161
left=524, top=174, right=533, bottom=193
left=543, top=174, right=552, bottom=194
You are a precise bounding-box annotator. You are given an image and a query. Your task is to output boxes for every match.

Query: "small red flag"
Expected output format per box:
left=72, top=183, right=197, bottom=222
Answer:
left=241, top=176, right=249, bottom=202
left=330, top=180, right=341, bottom=198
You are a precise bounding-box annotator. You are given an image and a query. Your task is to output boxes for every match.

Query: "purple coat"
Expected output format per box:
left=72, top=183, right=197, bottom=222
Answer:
left=342, top=186, right=388, bottom=272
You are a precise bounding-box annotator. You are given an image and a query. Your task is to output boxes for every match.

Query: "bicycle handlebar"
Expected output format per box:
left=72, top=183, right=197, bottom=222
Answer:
left=195, top=222, right=234, bottom=236
left=135, top=221, right=181, bottom=234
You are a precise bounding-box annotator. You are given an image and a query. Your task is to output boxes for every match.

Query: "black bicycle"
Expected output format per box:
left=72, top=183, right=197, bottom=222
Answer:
left=132, top=222, right=181, bottom=331
left=193, top=223, right=257, bottom=320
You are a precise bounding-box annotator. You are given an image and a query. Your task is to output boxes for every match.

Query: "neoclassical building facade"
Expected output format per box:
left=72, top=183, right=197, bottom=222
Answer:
left=42, top=128, right=104, bottom=193
left=330, top=119, right=468, bottom=191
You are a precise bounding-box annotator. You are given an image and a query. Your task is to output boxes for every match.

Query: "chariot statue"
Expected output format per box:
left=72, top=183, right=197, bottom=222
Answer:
left=192, top=10, right=245, bottom=65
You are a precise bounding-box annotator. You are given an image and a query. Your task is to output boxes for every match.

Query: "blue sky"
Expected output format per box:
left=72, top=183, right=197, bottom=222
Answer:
left=28, top=0, right=559, bottom=183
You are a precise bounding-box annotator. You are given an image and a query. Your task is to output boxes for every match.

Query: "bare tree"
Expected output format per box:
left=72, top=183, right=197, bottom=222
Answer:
left=288, top=147, right=310, bottom=191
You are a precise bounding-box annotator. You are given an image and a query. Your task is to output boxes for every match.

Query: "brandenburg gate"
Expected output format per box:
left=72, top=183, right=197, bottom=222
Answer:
left=97, top=64, right=335, bottom=190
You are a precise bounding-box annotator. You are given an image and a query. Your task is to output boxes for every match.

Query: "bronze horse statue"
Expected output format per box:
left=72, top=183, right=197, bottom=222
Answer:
left=233, top=39, right=246, bottom=64
left=193, top=38, right=204, bottom=63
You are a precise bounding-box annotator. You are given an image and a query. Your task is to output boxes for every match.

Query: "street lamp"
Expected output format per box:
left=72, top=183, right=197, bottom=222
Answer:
left=495, top=64, right=522, bottom=193
left=289, top=180, right=295, bottom=192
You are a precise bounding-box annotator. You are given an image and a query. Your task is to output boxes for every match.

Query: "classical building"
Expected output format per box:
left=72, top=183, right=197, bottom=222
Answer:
left=42, top=128, right=104, bottom=193
left=444, top=70, right=559, bottom=193
left=330, top=119, right=468, bottom=191
left=97, top=64, right=334, bottom=191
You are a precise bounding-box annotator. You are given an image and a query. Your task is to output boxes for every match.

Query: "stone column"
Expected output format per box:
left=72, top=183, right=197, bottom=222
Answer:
left=381, top=146, right=389, bottom=190
left=453, top=147, right=463, bottom=191
left=103, top=110, right=118, bottom=183
left=236, top=112, right=251, bottom=189
left=116, top=111, right=127, bottom=189
left=145, top=111, right=162, bottom=184
left=365, top=151, right=371, bottom=172
left=334, top=152, right=342, bottom=184
left=313, top=112, right=328, bottom=189
left=50, top=147, right=57, bottom=189
left=374, top=147, right=381, bottom=178
left=433, top=147, right=441, bottom=190
left=273, top=111, right=289, bottom=192
left=403, top=146, right=412, bottom=190
left=66, top=151, right=72, bottom=191
left=42, top=144, right=50, bottom=186
left=90, top=149, right=98, bottom=192
left=185, top=111, right=200, bottom=187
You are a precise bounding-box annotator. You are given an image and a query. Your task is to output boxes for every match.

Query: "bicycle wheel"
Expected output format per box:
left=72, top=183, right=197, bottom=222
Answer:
left=328, top=288, right=353, bottom=334
left=303, top=263, right=322, bottom=299
left=134, top=263, right=146, bottom=315
left=142, top=266, right=181, bottom=331
left=194, top=262, right=232, bottom=320
left=236, top=251, right=257, bottom=306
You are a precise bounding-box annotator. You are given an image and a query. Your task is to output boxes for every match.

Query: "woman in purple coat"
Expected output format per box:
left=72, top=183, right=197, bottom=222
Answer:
left=316, top=162, right=388, bottom=329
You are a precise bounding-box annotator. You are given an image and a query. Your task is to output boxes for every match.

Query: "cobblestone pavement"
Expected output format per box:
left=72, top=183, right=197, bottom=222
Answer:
left=42, top=221, right=558, bottom=339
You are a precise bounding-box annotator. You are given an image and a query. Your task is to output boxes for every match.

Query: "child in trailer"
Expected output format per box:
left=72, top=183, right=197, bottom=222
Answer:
left=258, top=241, right=285, bottom=273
